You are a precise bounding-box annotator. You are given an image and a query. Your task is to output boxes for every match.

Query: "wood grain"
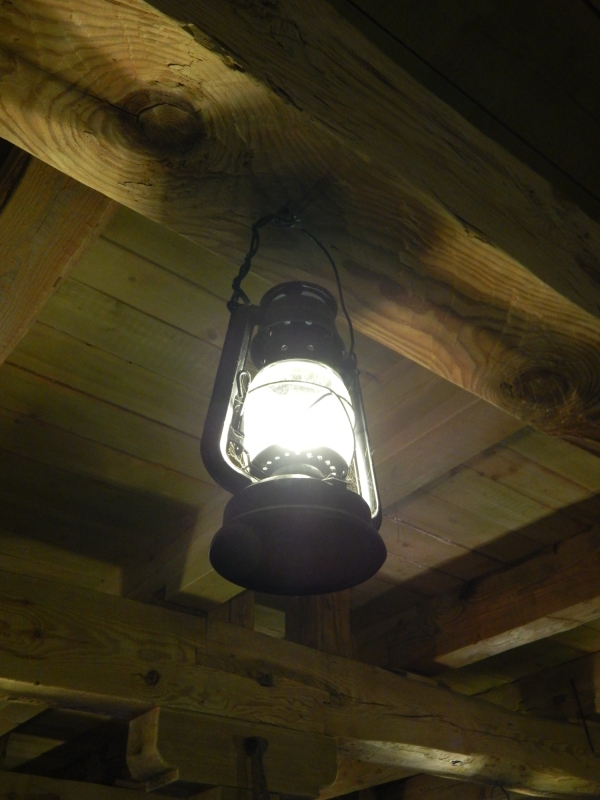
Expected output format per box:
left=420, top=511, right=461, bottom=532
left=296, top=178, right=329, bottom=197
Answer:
left=0, top=772, right=152, bottom=799
left=1, top=2, right=600, bottom=448
left=0, top=147, right=115, bottom=366
left=377, top=525, right=600, bottom=673
left=286, top=591, right=354, bottom=658
left=0, top=571, right=599, bottom=794
left=127, top=706, right=338, bottom=793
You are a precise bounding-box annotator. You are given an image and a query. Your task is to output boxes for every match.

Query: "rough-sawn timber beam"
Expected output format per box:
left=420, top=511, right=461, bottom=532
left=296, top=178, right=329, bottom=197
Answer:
left=1, top=1, right=600, bottom=450
left=0, top=146, right=116, bottom=364
left=354, top=525, right=600, bottom=673
left=0, top=571, right=600, bottom=795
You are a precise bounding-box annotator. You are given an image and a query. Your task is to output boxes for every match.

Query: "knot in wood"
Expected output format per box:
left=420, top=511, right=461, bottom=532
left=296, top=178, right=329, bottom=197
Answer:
left=143, top=669, right=160, bottom=686
left=120, top=90, right=206, bottom=156
left=495, top=335, right=600, bottom=436
left=137, top=102, right=204, bottom=153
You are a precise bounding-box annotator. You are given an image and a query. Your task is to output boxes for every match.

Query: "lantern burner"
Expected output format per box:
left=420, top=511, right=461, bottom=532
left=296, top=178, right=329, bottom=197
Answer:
left=251, top=444, right=348, bottom=479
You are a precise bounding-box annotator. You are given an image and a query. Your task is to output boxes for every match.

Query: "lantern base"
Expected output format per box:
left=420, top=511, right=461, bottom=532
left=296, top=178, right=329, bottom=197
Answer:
left=209, top=477, right=386, bottom=595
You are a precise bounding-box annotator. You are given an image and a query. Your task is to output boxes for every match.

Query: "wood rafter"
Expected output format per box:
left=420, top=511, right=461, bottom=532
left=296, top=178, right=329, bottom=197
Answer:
left=0, top=146, right=116, bottom=365
left=0, top=571, right=600, bottom=795
left=355, top=525, right=600, bottom=672
left=0, top=1, right=599, bottom=451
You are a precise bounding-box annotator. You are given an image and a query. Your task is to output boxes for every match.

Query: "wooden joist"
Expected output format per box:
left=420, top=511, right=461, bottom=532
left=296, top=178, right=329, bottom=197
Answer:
left=0, top=772, right=149, bottom=800
left=355, top=525, right=600, bottom=672
left=0, top=146, right=115, bottom=365
left=1, top=2, right=600, bottom=451
left=0, top=571, right=600, bottom=795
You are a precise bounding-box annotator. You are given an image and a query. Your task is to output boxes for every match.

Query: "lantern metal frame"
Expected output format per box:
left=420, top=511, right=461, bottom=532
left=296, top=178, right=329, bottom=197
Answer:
left=201, top=278, right=386, bottom=595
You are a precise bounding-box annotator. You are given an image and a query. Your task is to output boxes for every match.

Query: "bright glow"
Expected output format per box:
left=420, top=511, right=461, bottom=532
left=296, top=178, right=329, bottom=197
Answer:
left=242, top=359, right=355, bottom=465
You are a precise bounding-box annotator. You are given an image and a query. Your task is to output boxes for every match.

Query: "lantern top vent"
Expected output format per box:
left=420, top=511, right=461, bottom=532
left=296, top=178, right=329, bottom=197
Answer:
left=250, top=281, right=347, bottom=371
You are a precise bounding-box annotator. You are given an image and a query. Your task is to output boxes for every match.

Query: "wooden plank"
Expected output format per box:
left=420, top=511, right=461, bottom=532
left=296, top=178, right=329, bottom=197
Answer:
left=0, top=701, right=46, bottom=736
left=127, top=706, right=338, bottom=794
left=39, top=276, right=222, bottom=395
left=0, top=405, right=211, bottom=508
left=1, top=3, right=600, bottom=450
left=379, top=525, right=600, bottom=673
left=0, top=571, right=599, bottom=794
left=375, top=398, right=522, bottom=507
left=9, top=323, right=209, bottom=437
left=0, top=772, right=148, bottom=799
left=320, top=759, right=414, bottom=799
left=0, top=448, right=193, bottom=545
left=0, top=362, right=210, bottom=483
left=74, top=236, right=229, bottom=349
left=0, top=146, right=116, bottom=365
left=482, top=650, right=600, bottom=724
left=383, top=774, right=491, bottom=800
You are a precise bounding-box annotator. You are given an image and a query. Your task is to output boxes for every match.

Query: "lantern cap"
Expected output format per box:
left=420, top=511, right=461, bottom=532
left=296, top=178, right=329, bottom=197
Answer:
left=209, top=476, right=386, bottom=595
left=250, top=281, right=347, bottom=371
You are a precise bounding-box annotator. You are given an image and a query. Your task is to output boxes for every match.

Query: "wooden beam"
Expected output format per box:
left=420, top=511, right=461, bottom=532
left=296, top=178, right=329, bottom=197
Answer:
left=1, top=2, right=600, bottom=451
left=483, top=650, right=600, bottom=724
left=380, top=774, right=504, bottom=800
left=127, top=705, right=337, bottom=794
left=0, top=571, right=599, bottom=795
left=0, top=772, right=149, bottom=800
left=0, top=146, right=116, bottom=364
left=358, top=525, right=600, bottom=673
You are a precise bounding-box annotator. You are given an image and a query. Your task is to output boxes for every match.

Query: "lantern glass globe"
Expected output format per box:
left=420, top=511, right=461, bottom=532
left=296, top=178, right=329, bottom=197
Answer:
left=242, top=359, right=355, bottom=469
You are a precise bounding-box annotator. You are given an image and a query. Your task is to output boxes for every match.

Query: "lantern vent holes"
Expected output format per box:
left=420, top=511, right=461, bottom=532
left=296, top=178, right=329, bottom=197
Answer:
left=250, top=445, right=348, bottom=480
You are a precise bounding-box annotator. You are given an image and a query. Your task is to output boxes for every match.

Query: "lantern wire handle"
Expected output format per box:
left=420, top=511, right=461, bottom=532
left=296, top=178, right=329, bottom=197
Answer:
left=227, top=211, right=356, bottom=365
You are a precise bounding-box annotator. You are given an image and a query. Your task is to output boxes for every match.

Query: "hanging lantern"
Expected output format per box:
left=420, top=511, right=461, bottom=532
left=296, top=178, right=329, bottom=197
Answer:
left=202, top=281, right=386, bottom=595
left=201, top=221, right=386, bottom=595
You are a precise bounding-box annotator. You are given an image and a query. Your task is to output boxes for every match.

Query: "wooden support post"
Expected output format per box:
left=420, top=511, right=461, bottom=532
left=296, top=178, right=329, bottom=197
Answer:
left=286, top=591, right=415, bottom=795
left=208, top=590, right=255, bottom=629
left=286, top=591, right=354, bottom=658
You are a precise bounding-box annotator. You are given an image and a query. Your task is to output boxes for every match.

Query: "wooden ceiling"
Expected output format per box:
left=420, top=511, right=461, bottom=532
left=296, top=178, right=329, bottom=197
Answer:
left=0, top=0, right=599, bottom=797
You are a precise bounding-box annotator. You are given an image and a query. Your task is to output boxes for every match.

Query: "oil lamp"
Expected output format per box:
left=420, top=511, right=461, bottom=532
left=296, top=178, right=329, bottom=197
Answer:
left=201, top=225, right=386, bottom=594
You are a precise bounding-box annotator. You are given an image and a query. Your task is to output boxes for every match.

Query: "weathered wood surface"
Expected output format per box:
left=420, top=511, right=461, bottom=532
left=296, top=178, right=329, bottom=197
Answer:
left=382, top=774, right=498, bottom=800
left=0, top=147, right=115, bottom=365
left=286, top=591, right=354, bottom=659
left=0, top=572, right=599, bottom=794
left=363, top=525, right=600, bottom=673
left=127, top=705, right=338, bottom=794
left=0, top=700, right=46, bottom=736
left=483, top=650, right=600, bottom=724
left=1, top=2, right=600, bottom=451
left=0, top=772, right=148, bottom=800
